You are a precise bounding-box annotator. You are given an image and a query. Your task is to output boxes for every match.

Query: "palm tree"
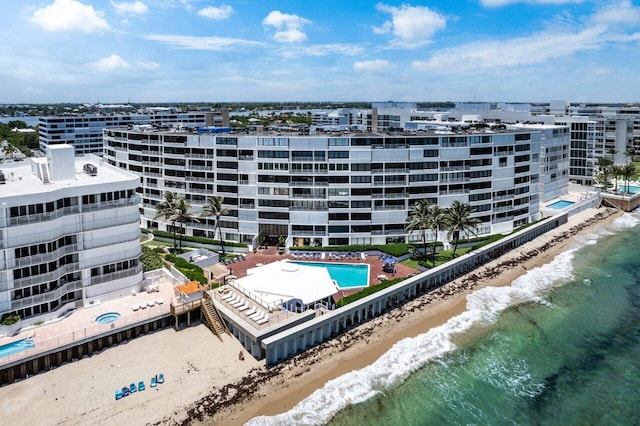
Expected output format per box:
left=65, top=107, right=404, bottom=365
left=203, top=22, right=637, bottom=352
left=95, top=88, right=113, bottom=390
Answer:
left=2, top=143, right=19, bottom=160
left=201, top=196, right=229, bottom=256
left=174, top=197, right=198, bottom=250
left=621, top=163, right=636, bottom=194
left=445, top=201, right=480, bottom=257
left=597, top=157, right=613, bottom=190
left=406, top=199, right=431, bottom=262
left=154, top=192, right=180, bottom=251
left=611, top=165, right=624, bottom=192
left=625, top=147, right=636, bottom=163
left=425, top=204, right=447, bottom=267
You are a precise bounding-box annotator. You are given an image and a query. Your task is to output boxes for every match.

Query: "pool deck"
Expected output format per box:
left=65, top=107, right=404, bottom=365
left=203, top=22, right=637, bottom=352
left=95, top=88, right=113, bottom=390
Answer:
left=0, top=247, right=419, bottom=366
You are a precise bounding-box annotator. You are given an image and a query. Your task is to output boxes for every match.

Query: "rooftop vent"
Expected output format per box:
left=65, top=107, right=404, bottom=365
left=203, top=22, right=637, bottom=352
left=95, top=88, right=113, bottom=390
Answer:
left=83, top=163, right=97, bottom=176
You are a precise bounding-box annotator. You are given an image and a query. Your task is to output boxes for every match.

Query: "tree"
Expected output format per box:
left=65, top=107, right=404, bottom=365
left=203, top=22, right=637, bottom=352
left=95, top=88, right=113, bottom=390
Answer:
left=424, top=204, right=447, bottom=267
left=2, top=142, right=19, bottom=160
left=406, top=199, right=431, bottom=262
left=625, top=147, right=636, bottom=163
left=597, top=157, right=613, bottom=190
left=174, top=197, right=198, bottom=250
left=611, top=165, right=624, bottom=192
left=621, top=163, right=636, bottom=194
left=154, top=192, right=180, bottom=252
left=445, top=201, right=480, bottom=257
left=201, top=196, right=229, bottom=256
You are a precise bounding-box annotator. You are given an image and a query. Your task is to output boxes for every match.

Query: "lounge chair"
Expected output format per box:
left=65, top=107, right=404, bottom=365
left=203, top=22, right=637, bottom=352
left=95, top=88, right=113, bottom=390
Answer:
left=130, top=382, right=137, bottom=393
left=256, top=316, right=269, bottom=326
left=156, top=298, right=163, bottom=305
left=231, top=297, right=245, bottom=308
left=131, top=304, right=140, bottom=311
left=321, top=252, right=326, bottom=260
left=245, top=306, right=257, bottom=316
left=138, top=380, right=145, bottom=391
left=122, top=386, right=130, bottom=397
left=238, top=301, right=250, bottom=311
left=252, top=311, right=266, bottom=322
left=227, top=294, right=239, bottom=304
left=221, top=291, right=235, bottom=301
left=150, top=377, right=157, bottom=388
left=249, top=309, right=263, bottom=320
left=158, top=373, right=164, bottom=384
left=147, top=300, right=155, bottom=308
left=115, top=388, right=123, bottom=400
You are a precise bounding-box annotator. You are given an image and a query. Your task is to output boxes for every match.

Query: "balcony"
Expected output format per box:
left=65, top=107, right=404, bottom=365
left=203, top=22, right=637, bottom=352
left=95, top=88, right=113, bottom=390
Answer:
left=14, top=244, right=79, bottom=268
left=14, top=263, right=81, bottom=289
left=90, top=264, right=143, bottom=286
left=11, top=280, right=84, bottom=311
left=7, top=206, right=81, bottom=227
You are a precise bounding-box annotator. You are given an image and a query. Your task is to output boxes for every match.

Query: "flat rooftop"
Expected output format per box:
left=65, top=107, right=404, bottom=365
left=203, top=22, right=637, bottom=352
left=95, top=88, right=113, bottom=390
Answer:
left=0, top=154, right=138, bottom=198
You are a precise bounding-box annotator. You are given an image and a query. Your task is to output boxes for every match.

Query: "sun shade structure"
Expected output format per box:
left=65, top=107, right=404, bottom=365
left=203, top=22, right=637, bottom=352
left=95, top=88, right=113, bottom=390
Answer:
left=232, top=260, right=338, bottom=312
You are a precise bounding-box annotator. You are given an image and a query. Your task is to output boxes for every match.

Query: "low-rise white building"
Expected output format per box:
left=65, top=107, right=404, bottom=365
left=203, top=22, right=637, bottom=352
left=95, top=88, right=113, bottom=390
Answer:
left=0, top=145, right=142, bottom=324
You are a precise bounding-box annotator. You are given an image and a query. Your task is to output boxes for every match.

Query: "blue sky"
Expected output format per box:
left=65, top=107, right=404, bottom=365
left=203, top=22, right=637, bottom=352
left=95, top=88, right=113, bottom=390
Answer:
left=2, top=0, right=640, bottom=104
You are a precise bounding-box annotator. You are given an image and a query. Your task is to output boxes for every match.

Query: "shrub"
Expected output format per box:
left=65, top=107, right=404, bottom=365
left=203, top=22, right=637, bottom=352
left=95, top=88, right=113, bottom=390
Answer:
left=140, top=246, right=164, bottom=272
left=166, top=254, right=208, bottom=284
left=1, top=314, right=21, bottom=326
left=335, top=278, right=404, bottom=307
left=290, top=243, right=410, bottom=257
left=147, top=229, right=247, bottom=248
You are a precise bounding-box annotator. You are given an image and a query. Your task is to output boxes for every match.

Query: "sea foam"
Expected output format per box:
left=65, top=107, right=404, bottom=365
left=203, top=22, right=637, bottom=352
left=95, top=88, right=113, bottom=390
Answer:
left=246, top=214, right=635, bottom=426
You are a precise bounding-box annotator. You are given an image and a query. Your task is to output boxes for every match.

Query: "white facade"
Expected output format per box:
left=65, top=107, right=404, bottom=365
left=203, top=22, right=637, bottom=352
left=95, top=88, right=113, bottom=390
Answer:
left=38, top=110, right=229, bottom=156
left=103, top=126, right=550, bottom=248
left=0, top=145, right=142, bottom=323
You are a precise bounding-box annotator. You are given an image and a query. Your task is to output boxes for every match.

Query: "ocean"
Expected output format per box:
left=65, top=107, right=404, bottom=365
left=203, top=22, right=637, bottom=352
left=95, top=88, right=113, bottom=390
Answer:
left=247, top=212, right=640, bottom=425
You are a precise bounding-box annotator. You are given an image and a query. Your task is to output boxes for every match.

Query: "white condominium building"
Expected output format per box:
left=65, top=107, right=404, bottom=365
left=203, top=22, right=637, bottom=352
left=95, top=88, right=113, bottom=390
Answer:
left=0, top=145, right=142, bottom=323
left=38, top=110, right=229, bottom=156
left=103, top=125, right=559, bottom=248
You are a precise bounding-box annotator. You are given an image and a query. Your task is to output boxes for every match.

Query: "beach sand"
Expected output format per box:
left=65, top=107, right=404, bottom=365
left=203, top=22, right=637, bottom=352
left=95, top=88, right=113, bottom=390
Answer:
left=0, top=207, right=621, bottom=426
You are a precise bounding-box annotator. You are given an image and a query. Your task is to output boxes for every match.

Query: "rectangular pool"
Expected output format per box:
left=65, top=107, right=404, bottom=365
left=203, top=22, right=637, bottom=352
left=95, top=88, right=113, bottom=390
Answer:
left=292, top=261, right=369, bottom=289
left=546, top=200, right=576, bottom=209
left=621, top=185, right=640, bottom=193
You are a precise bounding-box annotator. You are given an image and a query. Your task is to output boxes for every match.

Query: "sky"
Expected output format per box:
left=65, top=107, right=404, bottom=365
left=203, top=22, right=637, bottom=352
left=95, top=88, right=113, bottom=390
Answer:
left=2, top=0, right=640, bottom=104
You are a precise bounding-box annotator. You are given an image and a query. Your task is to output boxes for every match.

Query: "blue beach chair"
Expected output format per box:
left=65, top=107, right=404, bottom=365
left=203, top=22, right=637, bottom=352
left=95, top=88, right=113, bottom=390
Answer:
left=138, top=380, right=145, bottom=391
left=157, top=373, right=164, bottom=384
left=115, top=388, right=123, bottom=400
left=150, top=376, right=157, bottom=387
left=130, top=382, right=137, bottom=393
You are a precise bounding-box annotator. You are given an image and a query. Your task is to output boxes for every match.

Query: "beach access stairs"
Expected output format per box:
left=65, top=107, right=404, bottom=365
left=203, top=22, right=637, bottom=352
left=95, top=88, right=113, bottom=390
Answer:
left=202, top=292, right=229, bottom=340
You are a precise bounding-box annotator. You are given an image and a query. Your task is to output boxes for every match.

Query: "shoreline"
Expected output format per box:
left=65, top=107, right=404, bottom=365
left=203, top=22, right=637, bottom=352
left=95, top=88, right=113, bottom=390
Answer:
left=193, top=207, right=622, bottom=426
left=0, top=207, right=622, bottom=426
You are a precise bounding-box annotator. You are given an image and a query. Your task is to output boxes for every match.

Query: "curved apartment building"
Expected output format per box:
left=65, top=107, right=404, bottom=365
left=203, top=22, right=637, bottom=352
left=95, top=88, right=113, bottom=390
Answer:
left=101, top=125, right=562, bottom=248
left=0, top=145, right=142, bottom=322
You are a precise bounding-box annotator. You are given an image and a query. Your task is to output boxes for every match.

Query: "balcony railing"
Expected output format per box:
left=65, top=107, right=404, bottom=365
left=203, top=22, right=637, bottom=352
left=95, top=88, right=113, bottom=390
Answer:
left=90, top=264, right=143, bottom=286
left=11, top=280, right=84, bottom=311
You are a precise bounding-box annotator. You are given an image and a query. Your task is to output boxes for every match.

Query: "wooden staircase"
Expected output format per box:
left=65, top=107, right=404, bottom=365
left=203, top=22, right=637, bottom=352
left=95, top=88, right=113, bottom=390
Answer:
left=202, top=292, right=229, bottom=340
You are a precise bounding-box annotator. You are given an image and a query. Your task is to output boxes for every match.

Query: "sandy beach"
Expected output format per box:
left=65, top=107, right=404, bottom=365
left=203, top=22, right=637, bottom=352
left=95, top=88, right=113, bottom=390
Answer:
left=0, top=207, right=621, bottom=426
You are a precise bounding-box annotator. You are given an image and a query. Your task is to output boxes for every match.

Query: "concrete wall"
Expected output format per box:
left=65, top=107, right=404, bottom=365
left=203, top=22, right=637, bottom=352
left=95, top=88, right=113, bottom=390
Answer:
left=260, top=213, right=568, bottom=365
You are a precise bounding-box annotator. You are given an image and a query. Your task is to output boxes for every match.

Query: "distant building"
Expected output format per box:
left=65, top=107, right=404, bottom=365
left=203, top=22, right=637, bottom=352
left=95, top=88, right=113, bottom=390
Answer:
left=0, top=145, right=142, bottom=323
left=38, top=109, right=229, bottom=156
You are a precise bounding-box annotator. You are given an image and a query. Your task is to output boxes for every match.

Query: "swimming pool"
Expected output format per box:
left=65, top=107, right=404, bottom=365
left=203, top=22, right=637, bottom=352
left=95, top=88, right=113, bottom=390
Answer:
left=0, top=337, right=35, bottom=359
left=95, top=312, right=121, bottom=324
left=620, top=185, right=640, bottom=193
left=293, top=261, right=369, bottom=289
left=546, top=200, right=576, bottom=209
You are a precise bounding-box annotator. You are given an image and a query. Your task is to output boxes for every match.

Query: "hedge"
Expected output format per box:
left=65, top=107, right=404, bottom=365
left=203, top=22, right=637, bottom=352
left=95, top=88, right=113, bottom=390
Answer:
left=291, top=243, right=410, bottom=257
left=165, top=254, right=207, bottom=284
left=335, top=277, right=405, bottom=307
left=143, top=229, right=247, bottom=248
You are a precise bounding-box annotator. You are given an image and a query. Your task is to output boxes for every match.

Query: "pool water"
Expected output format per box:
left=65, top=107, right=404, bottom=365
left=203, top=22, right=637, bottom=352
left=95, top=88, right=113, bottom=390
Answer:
left=95, top=312, right=121, bottom=324
left=546, top=200, right=576, bottom=209
left=0, top=337, right=35, bottom=359
left=620, top=185, right=640, bottom=193
left=293, top=262, right=369, bottom=289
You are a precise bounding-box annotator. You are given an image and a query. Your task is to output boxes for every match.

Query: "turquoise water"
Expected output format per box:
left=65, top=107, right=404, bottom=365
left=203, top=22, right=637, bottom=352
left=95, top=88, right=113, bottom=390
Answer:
left=620, top=185, right=640, bottom=193
left=95, top=312, right=121, bottom=324
left=546, top=200, right=575, bottom=209
left=249, top=212, right=640, bottom=425
left=0, top=337, right=35, bottom=359
left=293, top=261, right=369, bottom=289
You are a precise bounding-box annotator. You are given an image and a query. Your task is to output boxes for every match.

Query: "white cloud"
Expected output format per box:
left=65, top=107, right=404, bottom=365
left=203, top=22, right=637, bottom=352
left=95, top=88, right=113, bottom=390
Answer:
left=89, top=54, right=130, bottom=72
left=277, top=43, right=366, bottom=58
left=144, top=34, right=266, bottom=51
left=112, top=1, right=148, bottom=15
left=374, top=3, right=446, bottom=48
left=263, top=11, right=311, bottom=43
left=412, top=25, right=607, bottom=73
left=89, top=55, right=159, bottom=72
left=354, top=59, right=396, bottom=72
left=30, top=0, right=110, bottom=33
left=198, top=5, right=233, bottom=20
left=479, top=0, right=583, bottom=6
left=592, top=0, right=640, bottom=26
